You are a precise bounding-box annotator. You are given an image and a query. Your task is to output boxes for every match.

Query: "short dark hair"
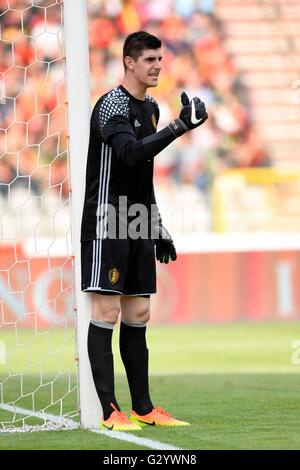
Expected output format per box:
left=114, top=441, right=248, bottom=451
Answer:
left=123, top=31, right=161, bottom=68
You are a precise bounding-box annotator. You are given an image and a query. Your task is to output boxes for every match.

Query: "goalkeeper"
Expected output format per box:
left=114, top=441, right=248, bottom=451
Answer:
left=81, top=31, right=208, bottom=431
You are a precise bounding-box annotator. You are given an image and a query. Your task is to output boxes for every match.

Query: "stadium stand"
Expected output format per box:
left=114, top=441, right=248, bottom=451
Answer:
left=215, top=0, right=300, bottom=167
left=1, top=0, right=299, bottom=234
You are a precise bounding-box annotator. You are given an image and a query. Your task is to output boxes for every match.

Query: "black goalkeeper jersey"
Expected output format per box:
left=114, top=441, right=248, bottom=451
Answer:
left=81, top=85, right=160, bottom=242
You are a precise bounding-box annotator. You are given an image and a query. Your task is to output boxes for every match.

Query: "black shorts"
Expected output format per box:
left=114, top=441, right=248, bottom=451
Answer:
left=81, top=238, right=156, bottom=296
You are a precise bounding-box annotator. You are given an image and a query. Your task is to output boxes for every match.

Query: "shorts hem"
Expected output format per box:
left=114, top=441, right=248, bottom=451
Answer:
left=123, top=292, right=156, bottom=296
left=82, top=287, right=123, bottom=295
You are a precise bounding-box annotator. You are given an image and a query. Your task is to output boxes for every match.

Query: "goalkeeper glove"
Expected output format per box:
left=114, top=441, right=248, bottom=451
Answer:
left=154, top=225, right=177, bottom=264
left=169, top=91, right=208, bottom=137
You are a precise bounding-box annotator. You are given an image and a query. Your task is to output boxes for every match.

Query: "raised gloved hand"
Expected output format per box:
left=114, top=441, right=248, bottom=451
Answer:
left=168, top=91, right=208, bottom=137
left=154, top=225, right=177, bottom=264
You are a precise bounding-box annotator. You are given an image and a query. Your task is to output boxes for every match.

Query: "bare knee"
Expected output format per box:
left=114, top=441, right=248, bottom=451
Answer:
left=129, top=307, right=150, bottom=324
left=91, top=293, right=121, bottom=324
left=121, top=297, right=151, bottom=324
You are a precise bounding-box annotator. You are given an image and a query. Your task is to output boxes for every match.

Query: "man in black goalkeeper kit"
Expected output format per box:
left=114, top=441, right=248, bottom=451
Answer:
left=81, top=31, right=208, bottom=430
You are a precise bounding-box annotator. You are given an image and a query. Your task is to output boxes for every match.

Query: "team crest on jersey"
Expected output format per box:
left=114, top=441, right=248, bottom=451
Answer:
left=151, top=113, right=157, bottom=129
left=108, top=268, right=119, bottom=285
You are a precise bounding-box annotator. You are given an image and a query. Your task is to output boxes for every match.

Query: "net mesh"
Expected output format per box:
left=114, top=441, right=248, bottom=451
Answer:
left=0, top=0, right=78, bottom=431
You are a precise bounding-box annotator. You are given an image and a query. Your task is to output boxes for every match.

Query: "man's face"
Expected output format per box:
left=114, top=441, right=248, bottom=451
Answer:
left=126, top=48, right=162, bottom=88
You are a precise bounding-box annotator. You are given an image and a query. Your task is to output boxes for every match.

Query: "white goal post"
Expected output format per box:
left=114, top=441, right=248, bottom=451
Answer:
left=63, top=0, right=101, bottom=429
left=0, top=0, right=100, bottom=432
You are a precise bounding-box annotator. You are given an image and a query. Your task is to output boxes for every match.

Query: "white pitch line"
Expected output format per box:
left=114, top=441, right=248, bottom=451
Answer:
left=0, top=403, right=79, bottom=429
left=0, top=404, right=182, bottom=450
left=92, top=429, right=181, bottom=450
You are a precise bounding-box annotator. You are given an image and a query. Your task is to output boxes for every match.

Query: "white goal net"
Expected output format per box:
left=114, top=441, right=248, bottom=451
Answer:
left=0, top=0, right=79, bottom=432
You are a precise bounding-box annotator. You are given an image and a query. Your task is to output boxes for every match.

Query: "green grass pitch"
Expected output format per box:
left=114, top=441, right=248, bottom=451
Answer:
left=1, top=323, right=300, bottom=449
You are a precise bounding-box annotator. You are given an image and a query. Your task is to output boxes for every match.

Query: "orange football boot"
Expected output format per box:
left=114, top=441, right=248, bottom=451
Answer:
left=101, top=403, right=142, bottom=431
left=130, top=406, right=190, bottom=427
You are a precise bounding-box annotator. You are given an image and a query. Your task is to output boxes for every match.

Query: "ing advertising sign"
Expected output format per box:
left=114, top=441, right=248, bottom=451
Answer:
left=1, top=244, right=300, bottom=327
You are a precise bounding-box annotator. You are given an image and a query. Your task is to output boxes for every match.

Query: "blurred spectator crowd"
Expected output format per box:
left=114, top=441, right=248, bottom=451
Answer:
left=0, top=0, right=271, bottom=234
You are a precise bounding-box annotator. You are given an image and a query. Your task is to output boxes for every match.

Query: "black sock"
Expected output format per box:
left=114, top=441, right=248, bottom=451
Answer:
left=87, top=322, right=120, bottom=420
left=119, top=321, right=153, bottom=415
